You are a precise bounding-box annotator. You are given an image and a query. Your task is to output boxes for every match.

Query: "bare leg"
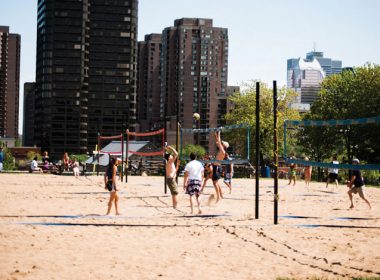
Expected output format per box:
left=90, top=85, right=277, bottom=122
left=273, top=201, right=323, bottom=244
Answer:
left=359, top=192, right=372, bottom=209
left=347, top=189, right=354, bottom=208
left=196, top=195, right=202, bottom=214
left=212, top=180, right=221, bottom=202
left=223, top=181, right=232, bottom=193
left=106, top=193, right=115, bottom=215
left=189, top=196, right=194, bottom=214
left=114, top=193, right=120, bottom=215
left=172, top=194, right=178, bottom=209
left=202, top=177, right=209, bottom=191
left=326, top=178, right=330, bottom=188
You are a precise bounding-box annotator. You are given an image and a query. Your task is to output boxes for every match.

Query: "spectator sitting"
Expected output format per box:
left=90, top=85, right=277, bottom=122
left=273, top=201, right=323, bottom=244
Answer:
left=30, top=156, right=43, bottom=173
left=63, top=152, right=70, bottom=171
left=42, top=160, right=50, bottom=173
left=72, top=159, right=80, bottom=177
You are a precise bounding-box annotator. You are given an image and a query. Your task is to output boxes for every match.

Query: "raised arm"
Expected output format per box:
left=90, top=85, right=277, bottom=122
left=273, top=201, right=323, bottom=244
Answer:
left=166, top=145, right=178, bottom=160
left=214, top=131, right=225, bottom=153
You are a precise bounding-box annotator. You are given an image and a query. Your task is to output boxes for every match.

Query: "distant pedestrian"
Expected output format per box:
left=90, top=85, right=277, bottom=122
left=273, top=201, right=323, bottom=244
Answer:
left=303, top=157, right=312, bottom=187
left=104, top=157, right=120, bottom=215
left=287, top=157, right=297, bottom=186
left=347, top=158, right=372, bottom=209
left=326, top=155, right=339, bottom=188
left=223, top=153, right=233, bottom=194
left=183, top=153, right=204, bottom=214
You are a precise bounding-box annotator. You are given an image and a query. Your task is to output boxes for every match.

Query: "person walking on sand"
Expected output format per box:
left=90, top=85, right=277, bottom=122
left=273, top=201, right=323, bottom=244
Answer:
left=104, top=157, right=121, bottom=215
left=303, top=157, right=312, bottom=187
left=347, top=158, right=372, bottom=209
left=165, top=145, right=179, bottom=209
left=212, top=130, right=228, bottom=202
left=183, top=153, right=204, bottom=214
left=326, top=155, right=339, bottom=189
left=223, top=153, right=233, bottom=194
left=287, top=157, right=297, bottom=186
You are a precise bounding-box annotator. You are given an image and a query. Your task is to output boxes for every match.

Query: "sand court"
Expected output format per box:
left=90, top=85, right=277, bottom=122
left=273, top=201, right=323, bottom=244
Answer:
left=0, top=173, right=379, bottom=279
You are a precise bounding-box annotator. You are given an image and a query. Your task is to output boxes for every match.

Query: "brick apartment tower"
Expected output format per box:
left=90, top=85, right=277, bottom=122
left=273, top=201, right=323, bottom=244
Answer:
left=35, top=0, right=138, bottom=158
left=0, top=26, right=20, bottom=139
left=161, top=18, right=228, bottom=154
left=137, top=34, right=162, bottom=132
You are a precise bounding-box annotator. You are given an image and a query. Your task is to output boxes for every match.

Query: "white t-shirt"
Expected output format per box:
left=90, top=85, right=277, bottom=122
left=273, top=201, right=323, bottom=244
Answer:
left=184, top=160, right=204, bottom=181
left=31, top=160, right=38, bottom=170
left=328, top=160, right=339, bottom=174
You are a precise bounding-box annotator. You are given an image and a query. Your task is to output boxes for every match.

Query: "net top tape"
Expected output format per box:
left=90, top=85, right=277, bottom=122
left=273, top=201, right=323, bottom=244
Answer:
left=285, top=116, right=380, bottom=127
left=286, top=158, right=380, bottom=171
left=126, top=128, right=164, bottom=137
left=179, top=158, right=250, bottom=165
left=181, top=123, right=250, bottom=133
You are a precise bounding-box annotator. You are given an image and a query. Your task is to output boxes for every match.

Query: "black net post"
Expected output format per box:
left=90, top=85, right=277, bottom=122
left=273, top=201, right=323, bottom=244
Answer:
left=255, top=82, right=260, bottom=219
left=273, top=81, right=279, bottom=225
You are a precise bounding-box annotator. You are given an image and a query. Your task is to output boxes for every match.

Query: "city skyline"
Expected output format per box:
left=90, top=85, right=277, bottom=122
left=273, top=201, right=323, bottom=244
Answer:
left=1, top=0, right=380, bottom=134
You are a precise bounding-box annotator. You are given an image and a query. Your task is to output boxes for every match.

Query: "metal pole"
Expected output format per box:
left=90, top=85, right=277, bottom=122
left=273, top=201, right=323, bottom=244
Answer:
left=121, top=133, right=124, bottom=182
left=176, top=121, right=180, bottom=184
left=125, top=130, right=129, bottom=183
left=273, top=81, right=279, bottom=225
left=283, top=121, right=287, bottom=160
left=255, top=82, right=260, bottom=219
left=97, top=132, right=100, bottom=176
left=164, top=120, right=167, bottom=194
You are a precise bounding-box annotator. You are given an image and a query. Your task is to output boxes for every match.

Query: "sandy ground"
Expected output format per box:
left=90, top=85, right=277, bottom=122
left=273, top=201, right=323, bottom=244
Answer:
left=0, top=173, right=379, bottom=280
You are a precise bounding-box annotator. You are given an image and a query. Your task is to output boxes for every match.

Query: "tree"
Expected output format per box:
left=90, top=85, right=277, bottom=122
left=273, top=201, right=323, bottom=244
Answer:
left=181, top=144, right=206, bottom=159
left=1, top=147, right=16, bottom=170
left=303, top=64, right=380, bottom=163
left=225, top=81, right=300, bottom=163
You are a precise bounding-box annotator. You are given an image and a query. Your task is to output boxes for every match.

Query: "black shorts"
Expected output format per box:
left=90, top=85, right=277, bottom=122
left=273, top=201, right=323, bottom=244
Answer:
left=212, top=165, right=222, bottom=181
left=328, top=173, right=338, bottom=181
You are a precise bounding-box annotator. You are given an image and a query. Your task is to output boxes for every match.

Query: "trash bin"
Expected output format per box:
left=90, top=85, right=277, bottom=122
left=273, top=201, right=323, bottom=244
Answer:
left=261, top=166, right=270, bottom=178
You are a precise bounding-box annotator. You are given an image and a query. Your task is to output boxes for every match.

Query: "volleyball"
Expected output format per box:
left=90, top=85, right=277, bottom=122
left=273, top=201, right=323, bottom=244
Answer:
left=193, top=112, right=200, bottom=121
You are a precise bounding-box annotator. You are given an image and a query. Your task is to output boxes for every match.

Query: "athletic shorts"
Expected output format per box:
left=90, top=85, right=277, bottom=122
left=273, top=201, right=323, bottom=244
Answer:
left=328, top=173, right=338, bottom=181
left=224, top=173, right=232, bottom=184
left=350, top=186, right=365, bottom=196
left=186, top=179, right=202, bottom=196
left=167, top=178, right=178, bottom=195
left=212, top=165, right=222, bottom=181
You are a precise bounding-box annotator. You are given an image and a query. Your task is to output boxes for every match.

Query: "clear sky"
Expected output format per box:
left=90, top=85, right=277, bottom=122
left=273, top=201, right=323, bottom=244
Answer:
left=1, top=0, right=380, bottom=134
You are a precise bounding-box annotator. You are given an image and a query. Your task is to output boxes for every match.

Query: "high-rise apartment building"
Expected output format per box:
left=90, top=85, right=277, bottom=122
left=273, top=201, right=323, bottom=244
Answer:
left=35, top=0, right=138, bottom=157
left=137, top=34, right=162, bottom=132
left=161, top=18, right=228, bottom=153
left=0, top=26, right=20, bottom=139
left=23, top=82, right=36, bottom=146
left=287, top=50, right=342, bottom=109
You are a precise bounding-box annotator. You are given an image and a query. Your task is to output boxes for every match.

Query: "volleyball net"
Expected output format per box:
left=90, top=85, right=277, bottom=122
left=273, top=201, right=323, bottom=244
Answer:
left=284, top=116, right=380, bottom=171
left=126, top=128, right=165, bottom=157
left=180, top=123, right=251, bottom=164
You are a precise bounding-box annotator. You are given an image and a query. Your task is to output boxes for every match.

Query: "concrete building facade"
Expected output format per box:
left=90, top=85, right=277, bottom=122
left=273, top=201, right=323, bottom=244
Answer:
left=137, top=34, right=162, bottom=132
left=160, top=18, right=228, bottom=153
left=0, top=26, right=20, bottom=139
